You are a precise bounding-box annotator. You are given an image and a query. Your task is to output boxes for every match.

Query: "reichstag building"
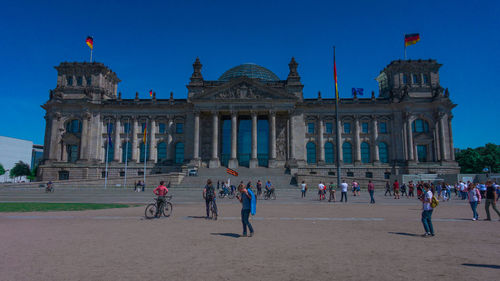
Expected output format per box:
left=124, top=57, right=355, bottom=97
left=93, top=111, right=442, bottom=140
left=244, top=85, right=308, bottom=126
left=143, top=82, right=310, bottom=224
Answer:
left=39, top=57, right=459, bottom=181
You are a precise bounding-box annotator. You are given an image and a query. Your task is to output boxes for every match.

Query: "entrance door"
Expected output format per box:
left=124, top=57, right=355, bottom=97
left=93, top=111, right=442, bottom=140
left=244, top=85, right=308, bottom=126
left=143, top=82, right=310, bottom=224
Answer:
left=238, top=118, right=251, bottom=166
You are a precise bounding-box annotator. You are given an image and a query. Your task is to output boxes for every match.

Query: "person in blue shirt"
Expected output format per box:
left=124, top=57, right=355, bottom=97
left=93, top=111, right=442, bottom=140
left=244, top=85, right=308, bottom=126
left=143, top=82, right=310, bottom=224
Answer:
left=237, top=185, right=254, bottom=237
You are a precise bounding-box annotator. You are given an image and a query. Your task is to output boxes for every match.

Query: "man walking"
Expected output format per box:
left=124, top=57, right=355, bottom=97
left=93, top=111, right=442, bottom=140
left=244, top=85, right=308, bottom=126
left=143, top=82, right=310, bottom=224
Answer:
left=384, top=181, right=392, bottom=196
left=367, top=180, right=375, bottom=204
left=485, top=181, right=500, bottom=221
left=421, top=184, right=435, bottom=237
left=393, top=180, right=400, bottom=199
left=237, top=185, right=254, bottom=237
left=340, top=180, right=348, bottom=203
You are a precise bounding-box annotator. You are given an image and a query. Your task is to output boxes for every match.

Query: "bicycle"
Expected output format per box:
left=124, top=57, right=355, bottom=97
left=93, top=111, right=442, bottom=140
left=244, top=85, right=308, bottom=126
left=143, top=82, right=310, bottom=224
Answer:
left=209, top=200, right=218, bottom=220
left=145, top=195, right=173, bottom=219
left=218, top=188, right=235, bottom=199
left=264, top=189, right=276, bottom=200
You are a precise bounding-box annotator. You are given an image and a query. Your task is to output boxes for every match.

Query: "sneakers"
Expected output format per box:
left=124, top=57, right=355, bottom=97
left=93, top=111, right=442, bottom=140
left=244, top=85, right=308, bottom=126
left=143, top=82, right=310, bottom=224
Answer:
left=241, top=233, right=247, bottom=237
left=422, top=233, right=435, bottom=237
left=472, top=218, right=477, bottom=221
left=241, top=232, right=254, bottom=237
left=248, top=232, right=254, bottom=237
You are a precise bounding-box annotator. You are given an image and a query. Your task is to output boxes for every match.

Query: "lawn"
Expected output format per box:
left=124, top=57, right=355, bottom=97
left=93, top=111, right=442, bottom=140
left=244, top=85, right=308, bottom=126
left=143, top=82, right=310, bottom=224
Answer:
left=0, top=202, right=134, bottom=212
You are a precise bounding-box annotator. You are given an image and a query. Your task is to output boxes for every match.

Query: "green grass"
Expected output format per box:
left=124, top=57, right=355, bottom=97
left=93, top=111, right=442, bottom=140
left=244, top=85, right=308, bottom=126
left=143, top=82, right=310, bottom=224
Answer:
left=0, top=202, right=135, bottom=212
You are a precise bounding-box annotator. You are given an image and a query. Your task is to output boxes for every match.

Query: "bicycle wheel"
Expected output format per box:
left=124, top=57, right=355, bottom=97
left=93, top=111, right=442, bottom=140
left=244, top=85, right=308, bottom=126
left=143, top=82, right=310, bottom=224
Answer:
left=163, top=202, right=173, bottom=217
left=210, top=202, right=217, bottom=220
left=228, top=192, right=235, bottom=199
left=145, top=203, right=158, bottom=219
left=271, top=192, right=276, bottom=200
left=264, top=192, right=269, bottom=200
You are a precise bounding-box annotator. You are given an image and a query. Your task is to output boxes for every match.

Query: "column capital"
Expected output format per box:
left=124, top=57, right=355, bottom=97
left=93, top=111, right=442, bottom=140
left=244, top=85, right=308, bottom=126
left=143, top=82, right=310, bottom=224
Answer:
left=230, top=110, right=238, bottom=118
left=193, top=110, right=200, bottom=116
left=269, top=110, right=276, bottom=117
left=250, top=111, right=258, bottom=118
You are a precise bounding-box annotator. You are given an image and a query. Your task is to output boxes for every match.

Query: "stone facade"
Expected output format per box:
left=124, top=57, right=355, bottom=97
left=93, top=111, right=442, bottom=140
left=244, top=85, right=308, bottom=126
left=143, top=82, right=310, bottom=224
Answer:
left=38, top=58, right=459, bottom=182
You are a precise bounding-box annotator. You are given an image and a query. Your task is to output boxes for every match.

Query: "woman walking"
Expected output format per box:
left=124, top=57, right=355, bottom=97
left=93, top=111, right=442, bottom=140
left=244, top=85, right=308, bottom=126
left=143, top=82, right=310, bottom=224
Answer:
left=467, top=183, right=481, bottom=221
left=421, top=183, right=435, bottom=237
left=237, top=185, right=254, bottom=237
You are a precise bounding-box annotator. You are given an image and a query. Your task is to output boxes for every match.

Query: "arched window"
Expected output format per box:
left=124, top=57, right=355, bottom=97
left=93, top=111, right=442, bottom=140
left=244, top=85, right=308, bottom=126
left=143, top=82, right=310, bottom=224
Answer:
left=157, top=142, right=167, bottom=161
left=306, top=142, right=316, bottom=164
left=175, top=142, right=184, bottom=164
left=361, top=142, right=371, bottom=163
left=379, top=142, right=389, bottom=163
left=105, top=142, right=114, bottom=162
left=66, top=119, right=82, bottom=133
left=412, top=119, right=429, bottom=133
left=342, top=142, right=352, bottom=164
left=139, top=142, right=150, bottom=163
left=122, top=141, right=132, bottom=163
left=325, top=142, right=334, bottom=164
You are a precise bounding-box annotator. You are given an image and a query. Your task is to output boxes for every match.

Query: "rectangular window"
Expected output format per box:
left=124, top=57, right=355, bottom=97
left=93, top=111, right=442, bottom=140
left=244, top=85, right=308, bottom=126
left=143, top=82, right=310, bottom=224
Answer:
left=86, top=76, right=92, bottom=86
left=123, top=123, right=130, bottom=134
left=120, top=171, right=125, bottom=177
left=66, top=76, right=73, bottom=86
left=138, top=171, right=144, bottom=176
left=402, top=74, right=407, bottom=84
left=107, top=122, right=114, bottom=133
left=361, top=122, right=369, bottom=133
left=176, top=123, right=183, bottom=134
left=307, top=123, right=315, bottom=134
left=384, top=172, right=391, bottom=179
left=76, top=76, right=83, bottom=86
left=412, top=74, right=418, bottom=84
left=344, top=123, right=351, bottom=134
left=325, top=122, right=333, bottom=134
left=159, top=123, right=166, bottom=134
left=68, top=145, right=79, bottom=163
left=58, top=171, right=69, bottom=180
left=366, top=172, right=373, bottom=178
left=423, top=75, right=429, bottom=84
left=101, top=171, right=107, bottom=178
left=417, top=145, right=428, bottom=162
left=379, top=122, right=387, bottom=133
left=347, top=171, right=354, bottom=177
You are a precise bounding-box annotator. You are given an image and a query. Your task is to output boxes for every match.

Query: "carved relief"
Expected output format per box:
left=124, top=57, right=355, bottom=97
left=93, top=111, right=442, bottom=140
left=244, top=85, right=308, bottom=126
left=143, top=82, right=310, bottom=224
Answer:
left=217, top=84, right=262, bottom=100
left=276, top=116, right=287, bottom=160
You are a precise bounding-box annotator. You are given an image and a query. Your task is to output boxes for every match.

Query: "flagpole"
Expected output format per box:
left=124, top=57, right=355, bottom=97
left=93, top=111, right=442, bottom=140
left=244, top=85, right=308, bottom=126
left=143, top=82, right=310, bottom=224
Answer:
left=123, top=118, right=129, bottom=189
left=104, top=120, right=110, bottom=189
left=90, top=48, right=93, bottom=63
left=334, top=46, right=341, bottom=189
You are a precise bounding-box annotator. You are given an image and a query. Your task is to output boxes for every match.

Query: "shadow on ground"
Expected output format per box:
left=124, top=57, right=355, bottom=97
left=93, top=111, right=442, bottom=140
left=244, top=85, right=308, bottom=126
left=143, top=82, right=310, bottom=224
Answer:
left=462, top=263, right=500, bottom=269
left=211, top=233, right=240, bottom=238
left=388, top=232, right=421, bottom=237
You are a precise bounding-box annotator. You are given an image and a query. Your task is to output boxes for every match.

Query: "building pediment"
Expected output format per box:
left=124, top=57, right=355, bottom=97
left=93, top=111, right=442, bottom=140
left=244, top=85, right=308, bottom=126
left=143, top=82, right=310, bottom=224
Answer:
left=192, top=77, right=297, bottom=101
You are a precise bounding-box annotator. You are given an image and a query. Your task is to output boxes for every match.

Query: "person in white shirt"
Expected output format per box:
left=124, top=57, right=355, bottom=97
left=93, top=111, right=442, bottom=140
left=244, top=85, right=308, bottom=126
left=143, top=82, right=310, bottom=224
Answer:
left=340, top=180, right=348, bottom=203
left=318, top=182, right=325, bottom=200
left=421, top=183, right=435, bottom=237
left=301, top=181, right=307, bottom=198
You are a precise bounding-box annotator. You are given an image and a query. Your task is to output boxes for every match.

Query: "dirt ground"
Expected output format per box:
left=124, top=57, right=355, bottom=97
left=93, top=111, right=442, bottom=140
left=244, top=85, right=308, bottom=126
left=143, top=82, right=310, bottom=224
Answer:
left=1, top=200, right=499, bottom=281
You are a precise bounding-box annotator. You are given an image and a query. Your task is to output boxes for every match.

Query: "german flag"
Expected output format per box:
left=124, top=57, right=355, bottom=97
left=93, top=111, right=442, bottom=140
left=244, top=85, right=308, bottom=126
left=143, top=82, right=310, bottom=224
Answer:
left=405, top=33, right=420, bottom=47
left=226, top=168, right=238, bottom=177
left=149, top=89, right=153, bottom=97
left=86, top=36, right=94, bottom=49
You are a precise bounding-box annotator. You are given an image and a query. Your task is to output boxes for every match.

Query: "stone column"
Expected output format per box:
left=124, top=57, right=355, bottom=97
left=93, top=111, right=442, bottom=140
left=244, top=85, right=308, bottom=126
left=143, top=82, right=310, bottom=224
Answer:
left=337, top=118, right=343, bottom=163
left=49, top=114, right=60, bottom=160
left=79, top=114, right=89, bottom=160
left=113, top=118, right=121, bottom=162
left=448, top=116, right=455, bottom=160
left=249, top=112, right=259, bottom=168
left=288, top=114, right=295, bottom=160
left=268, top=111, right=277, bottom=167
left=228, top=112, right=238, bottom=169
left=209, top=112, right=220, bottom=168
left=372, top=117, right=380, bottom=163
left=192, top=112, right=200, bottom=166
left=167, top=118, right=173, bottom=160
left=149, top=118, right=156, bottom=162
left=439, top=113, right=448, bottom=161
left=433, top=124, right=440, bottom=161
left=318, top=118, right=325, bottom=164
left=406, top=117, right=414, bottom=162
left=131, top=117, right=138, bottom=162
left=354, top=117, right=361, bottom=164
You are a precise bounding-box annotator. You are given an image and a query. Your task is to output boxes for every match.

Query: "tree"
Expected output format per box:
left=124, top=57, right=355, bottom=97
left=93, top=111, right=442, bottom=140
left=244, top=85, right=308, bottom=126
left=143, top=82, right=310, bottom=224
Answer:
left=0, top=163, right=5, bottom=176
left=456, top=143, right=500, bottom=173
left=9, top=161, right=31, bottom=181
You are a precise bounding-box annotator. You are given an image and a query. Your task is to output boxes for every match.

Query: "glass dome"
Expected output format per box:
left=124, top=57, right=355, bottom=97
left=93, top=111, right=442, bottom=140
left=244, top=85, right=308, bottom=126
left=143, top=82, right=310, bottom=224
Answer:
left=218, top=63, right=280, bottom=82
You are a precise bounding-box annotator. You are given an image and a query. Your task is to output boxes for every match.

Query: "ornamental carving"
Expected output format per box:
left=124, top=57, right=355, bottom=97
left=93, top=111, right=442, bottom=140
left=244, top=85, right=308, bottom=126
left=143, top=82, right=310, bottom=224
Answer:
left=276, top=117, right=287, bottom=160
left=217, top=84, right=262, bottom=100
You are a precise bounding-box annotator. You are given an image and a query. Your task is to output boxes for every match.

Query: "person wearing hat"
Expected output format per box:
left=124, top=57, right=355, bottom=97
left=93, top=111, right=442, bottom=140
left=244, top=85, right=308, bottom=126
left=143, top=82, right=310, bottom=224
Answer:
left=46, top=181, right=54, bottom=192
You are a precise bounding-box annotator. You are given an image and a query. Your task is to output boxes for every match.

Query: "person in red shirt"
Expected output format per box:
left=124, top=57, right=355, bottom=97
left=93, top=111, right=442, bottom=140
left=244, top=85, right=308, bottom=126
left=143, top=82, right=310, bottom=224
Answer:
left=367, top=180, right=375, bottom=204
left=153, top=181, right=169, bottom=217
left=393, top=180, right=400, bottom=199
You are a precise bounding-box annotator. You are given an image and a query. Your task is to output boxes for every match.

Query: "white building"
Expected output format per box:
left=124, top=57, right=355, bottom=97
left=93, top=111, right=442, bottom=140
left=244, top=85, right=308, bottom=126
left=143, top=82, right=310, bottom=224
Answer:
left=0, top=136, right=33, bottom=182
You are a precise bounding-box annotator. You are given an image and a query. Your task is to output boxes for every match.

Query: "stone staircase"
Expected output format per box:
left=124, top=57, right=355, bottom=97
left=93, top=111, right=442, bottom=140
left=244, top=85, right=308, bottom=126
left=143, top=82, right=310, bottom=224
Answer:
left=180, top=167, right=296, bottom=189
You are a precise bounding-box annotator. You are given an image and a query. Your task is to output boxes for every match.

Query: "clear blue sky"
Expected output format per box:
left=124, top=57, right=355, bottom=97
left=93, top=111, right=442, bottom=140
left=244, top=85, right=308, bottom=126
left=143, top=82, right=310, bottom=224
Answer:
left=0, top=0, right=498, bottom=149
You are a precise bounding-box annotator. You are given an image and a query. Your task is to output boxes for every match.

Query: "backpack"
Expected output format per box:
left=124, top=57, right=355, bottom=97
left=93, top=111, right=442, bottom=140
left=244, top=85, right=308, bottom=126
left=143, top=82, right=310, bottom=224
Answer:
left=248, top=189, right=256, bottom=216
left=431, top=195, right=439, bottom=208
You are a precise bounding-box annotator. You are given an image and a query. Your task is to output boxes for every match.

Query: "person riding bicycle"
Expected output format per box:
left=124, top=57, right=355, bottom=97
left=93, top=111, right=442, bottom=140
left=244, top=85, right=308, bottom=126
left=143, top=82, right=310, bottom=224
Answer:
left=153, top=181, right=169, bottom=217
left=265, top=180, right=274, bottom=196
left=203, top=179, right=217, bottom=219
left=220, top=181, right=229, bottom=196
left=46, top=181, right=53, bottom=192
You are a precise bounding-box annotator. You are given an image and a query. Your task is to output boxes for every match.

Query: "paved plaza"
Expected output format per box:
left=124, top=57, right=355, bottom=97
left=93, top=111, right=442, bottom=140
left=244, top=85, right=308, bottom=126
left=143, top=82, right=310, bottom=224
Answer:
left=1, top=188, right=499, bottom=280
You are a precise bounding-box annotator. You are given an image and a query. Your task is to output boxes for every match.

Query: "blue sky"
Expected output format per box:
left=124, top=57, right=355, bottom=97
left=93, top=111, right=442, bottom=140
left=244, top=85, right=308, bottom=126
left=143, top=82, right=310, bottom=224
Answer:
left=0, top=0, right=498, bottom=149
